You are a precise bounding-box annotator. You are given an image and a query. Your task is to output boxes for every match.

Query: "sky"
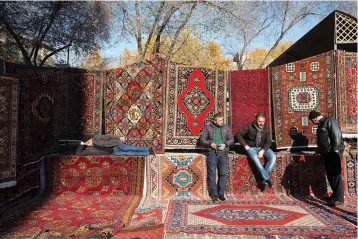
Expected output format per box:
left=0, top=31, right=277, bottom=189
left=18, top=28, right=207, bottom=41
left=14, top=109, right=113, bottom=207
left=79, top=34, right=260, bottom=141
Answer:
left=100, top=11, right=318, bottom=60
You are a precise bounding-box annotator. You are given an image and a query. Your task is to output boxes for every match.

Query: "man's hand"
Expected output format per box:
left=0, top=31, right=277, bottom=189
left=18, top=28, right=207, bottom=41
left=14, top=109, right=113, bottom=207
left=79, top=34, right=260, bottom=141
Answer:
left=218, top=144, right=225, bottom=150
left=244, top=145, right=250, bottom=151
left=120, top=136, right=126, bottom=142
left=210, top=143, right=217, bottom=149
left=258, top=150, right=265, bottom=159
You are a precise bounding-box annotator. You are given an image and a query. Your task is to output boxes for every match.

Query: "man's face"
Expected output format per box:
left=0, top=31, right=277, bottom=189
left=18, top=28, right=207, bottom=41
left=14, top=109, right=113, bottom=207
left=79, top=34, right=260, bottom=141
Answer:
left=256, top=117, right=265, bottom=128
left=214, top=117, right=224, bottom=126
left=311, top=117, right=320, bottom=125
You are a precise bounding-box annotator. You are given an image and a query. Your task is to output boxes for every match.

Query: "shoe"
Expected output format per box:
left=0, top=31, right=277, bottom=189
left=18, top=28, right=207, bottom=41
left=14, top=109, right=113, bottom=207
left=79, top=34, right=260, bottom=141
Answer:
left=210, top=195, right=219, bottom=203
left=218, top=195, right=226, bottom=201
left=322, top=195, right=333, bottom=201
left=266, top=179, right=274, bottom=188
left=259, top=180, right=268, bottom=186
left=326, top=200, right=344, bottom=207
left=148, top=147, right=156, bottom=156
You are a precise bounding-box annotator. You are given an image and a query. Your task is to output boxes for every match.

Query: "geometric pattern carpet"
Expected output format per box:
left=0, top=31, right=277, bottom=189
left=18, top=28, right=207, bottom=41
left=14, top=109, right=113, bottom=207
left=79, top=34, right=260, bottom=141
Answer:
left=0, top=76, right=19, bottom=188
left=105, top=55, right=166, bottom=153
left=0, top=155, right=145, bottom=238
left=336, top=50, right=357, bottom=136
left=59, top=69, right=103, bottom=139
left=230, top=69, right=270, bottom=135
left=271, top=51, right=336, bottom=149
left=164, top=199, right=357, bottom=237
left=165, top=63, right=228, bottom=149
left=16, top=68, right=61, bottom=165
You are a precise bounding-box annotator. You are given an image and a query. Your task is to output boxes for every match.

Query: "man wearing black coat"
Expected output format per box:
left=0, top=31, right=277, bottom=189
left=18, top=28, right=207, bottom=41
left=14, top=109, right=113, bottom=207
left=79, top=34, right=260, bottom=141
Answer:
left=309, top=111, right=345, bottom=207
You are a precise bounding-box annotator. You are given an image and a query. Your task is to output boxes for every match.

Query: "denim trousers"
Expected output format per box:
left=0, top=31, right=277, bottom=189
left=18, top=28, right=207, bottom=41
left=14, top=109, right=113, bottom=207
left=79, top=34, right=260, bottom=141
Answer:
left=246, top=147, right=276, bottom=181
left=206, top=151, right=227, bottom=197
left=112, top=144, right=149, bottom=156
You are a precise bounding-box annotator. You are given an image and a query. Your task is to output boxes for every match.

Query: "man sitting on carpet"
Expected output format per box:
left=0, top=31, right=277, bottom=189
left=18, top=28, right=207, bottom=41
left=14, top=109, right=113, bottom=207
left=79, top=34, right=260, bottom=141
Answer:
left=308, top=110, right=345, bottom=207
left=235, top=113, right=276, bottom=190
left=200, top=113, right=234, bottom=202
left=77, top=134, right=155, bottom=156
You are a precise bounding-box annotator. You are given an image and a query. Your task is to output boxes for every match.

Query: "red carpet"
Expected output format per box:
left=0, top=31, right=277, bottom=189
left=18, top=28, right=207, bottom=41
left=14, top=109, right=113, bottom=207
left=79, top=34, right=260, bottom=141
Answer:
left=0, top=155, right=145, bottom=238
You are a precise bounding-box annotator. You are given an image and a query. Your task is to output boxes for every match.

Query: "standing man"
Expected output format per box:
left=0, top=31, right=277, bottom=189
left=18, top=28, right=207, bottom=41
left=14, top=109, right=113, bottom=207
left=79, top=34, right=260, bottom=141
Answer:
left=236, top=113, right=276, bottom=189
left=309, top=111, right=344, bottom=207
left=200, top=113, right=234, bottom=202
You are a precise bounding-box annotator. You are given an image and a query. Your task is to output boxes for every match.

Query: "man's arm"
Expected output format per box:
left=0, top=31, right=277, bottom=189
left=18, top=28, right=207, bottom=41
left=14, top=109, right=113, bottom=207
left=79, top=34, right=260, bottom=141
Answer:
left=328, top=119, right=342, bottom=152
left=199, top=126, right=213, bottom=147
left=235, top=124, right=249, bottom=147
left=225, top=126, right=235, bottom=147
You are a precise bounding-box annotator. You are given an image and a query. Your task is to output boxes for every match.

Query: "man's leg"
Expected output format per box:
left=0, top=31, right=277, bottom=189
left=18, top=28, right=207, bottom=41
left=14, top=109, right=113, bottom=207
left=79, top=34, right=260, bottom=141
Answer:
left=323, top=152, right=344, bottom=203
left=264, top=149, right=276, bottom=174
left=217, top=151, right=228, bottom=198
left=113, top=144, right=149, bottom=156
left=207, top=152, right=219, bottom=198
left=93, top=135, right=123, bottom=147
left=247, top=147, right=270, bottom=181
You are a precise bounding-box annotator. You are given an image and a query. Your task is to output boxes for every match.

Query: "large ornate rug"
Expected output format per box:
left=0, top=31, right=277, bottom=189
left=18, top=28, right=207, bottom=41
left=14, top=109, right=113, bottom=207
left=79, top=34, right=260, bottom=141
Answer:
left=342, top=150, right=357, bottom=200
left=59, top=69, right=103, bottom=140
left=271, top=51, right=335, bottom=149
left=164, top=199, right=357, bottom=237
left=0, top=155, right=145, bottom=238
left=0, top=76, right=18, bottom=188
left=336, top=50, right=357, bottom=136
left=16, top=68, right=60, bottom=165
left=105, top=55, right=165, bottom=153
left=229, top=70, right=270, bottom=135
left=226, top=151, right=293, bottom=201
left=165, top=63, right=228, bottom=148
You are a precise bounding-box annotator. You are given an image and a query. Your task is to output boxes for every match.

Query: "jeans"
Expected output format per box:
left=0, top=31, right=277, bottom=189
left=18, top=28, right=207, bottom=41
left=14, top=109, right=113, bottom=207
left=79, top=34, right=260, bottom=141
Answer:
left=207, top=151, right=227, bottom=197
left=112, top=144, right=149, bottom=156
left=246, top=147, right=276, bottom=181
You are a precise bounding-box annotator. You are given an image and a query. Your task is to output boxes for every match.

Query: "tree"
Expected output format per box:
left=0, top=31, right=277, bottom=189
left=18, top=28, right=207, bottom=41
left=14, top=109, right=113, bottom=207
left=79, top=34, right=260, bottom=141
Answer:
left=0, top=1, right=112, bottom=66
left=202, top=41, right=232, bottom=70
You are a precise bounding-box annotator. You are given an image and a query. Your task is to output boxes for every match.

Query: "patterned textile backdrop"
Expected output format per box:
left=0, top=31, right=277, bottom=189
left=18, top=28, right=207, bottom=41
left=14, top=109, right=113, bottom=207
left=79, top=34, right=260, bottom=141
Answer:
left=0, top=155, right=145, bottom=238
left=342, top=150, right=357, bottom=200
left=16, top=68, right=60, bottom=165
left=0, top=77, right=18, bottom=188
left=164, top=199, right=357, bottom=237
left=336, top=50, right=357, bottom=135
left=161, top=154, right=208, bottom=201
left=271, top=51, right=335, bottom=149
left=165, top=63, right=227, bottom=148
left=226, top=151, right=292, bottom=201
left=60, top=69, right=103, bottom=139
left=105, top=56, right=166, bottom=153
left=230, top=70, right=270, bottom=135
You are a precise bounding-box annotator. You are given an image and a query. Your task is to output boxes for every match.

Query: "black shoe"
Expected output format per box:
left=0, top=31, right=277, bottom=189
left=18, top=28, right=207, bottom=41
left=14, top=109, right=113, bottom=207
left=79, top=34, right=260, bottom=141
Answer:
left=266, top=179, right=274, bottom=188
left=148, top=147, right=156, bottom=156
left=259, top=180, right=268, bottom=186
left=326, top=200, right=344, bottom=207
left=322, top=195, right=333, bottom=201
left=210, top=195, right=219, bottom=203
left=218, top=195, right=226, bottom=201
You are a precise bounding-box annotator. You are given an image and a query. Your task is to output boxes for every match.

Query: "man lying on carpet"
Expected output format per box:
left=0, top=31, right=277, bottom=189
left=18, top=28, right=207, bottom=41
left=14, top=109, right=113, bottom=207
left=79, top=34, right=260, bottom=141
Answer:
left=309, top=110, right=345, bottom=207
left=76, top=134, right=155, bottom=156
left=200, top=113, right=235, bottom=203
left=235, top=112, right=276, bottom=191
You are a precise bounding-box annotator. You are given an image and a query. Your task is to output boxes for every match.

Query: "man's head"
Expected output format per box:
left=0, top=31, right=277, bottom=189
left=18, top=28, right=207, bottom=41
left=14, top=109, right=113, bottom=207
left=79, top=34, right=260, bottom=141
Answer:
left=213, top=113, right=224, bottom=126
left=308, top=110, right=322, bottom=124
left=255, top=113, right=265, bottom=128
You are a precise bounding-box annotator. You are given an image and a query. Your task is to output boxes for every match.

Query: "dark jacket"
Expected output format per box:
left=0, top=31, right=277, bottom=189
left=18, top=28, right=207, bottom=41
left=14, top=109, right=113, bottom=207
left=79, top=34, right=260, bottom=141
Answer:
left=317, top=116, right=344, bottom=155
left=200, top=123, right=234, bottom=152
left=235, top=122, right=271, bottom=151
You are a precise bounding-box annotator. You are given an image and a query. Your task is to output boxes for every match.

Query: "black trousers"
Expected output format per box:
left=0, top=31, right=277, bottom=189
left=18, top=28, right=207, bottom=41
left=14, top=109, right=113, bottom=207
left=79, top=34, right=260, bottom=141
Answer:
left=322, top=151, right=344, bottom=202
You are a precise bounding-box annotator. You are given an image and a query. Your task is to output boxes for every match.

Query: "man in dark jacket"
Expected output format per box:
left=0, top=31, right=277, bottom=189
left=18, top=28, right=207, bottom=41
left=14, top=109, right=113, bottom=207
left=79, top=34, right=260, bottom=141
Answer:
left=235, top=113, right=276, bottom=189
left=309, top=110, right=345, bottom=207
left=200, top=113, right=234, bottom=202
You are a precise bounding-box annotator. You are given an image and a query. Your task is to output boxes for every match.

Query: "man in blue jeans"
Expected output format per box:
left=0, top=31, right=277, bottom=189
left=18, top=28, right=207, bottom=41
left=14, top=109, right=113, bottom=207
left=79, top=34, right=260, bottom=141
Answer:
left=200, top=113, right=234, bottom=202
left=235, top=113, right=276, bottom=190
left=79, top=135, right=154, bottom=156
